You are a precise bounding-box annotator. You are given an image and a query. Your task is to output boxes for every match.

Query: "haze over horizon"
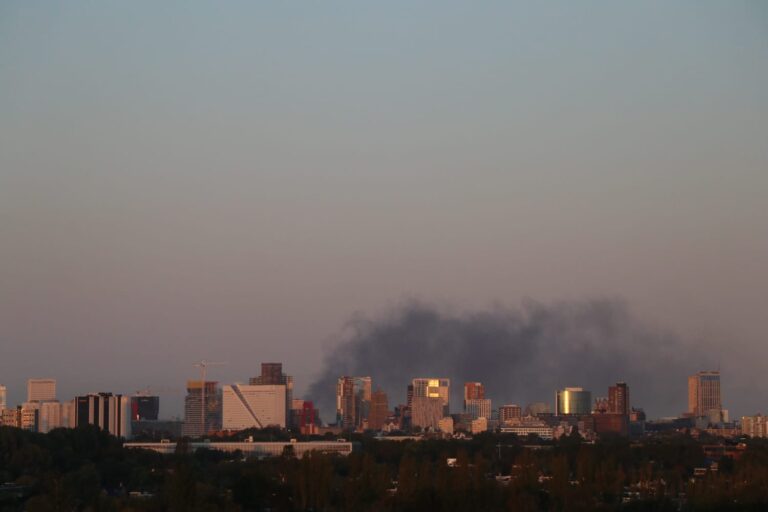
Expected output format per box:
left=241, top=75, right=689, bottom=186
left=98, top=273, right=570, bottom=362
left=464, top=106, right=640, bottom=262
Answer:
left=1, top=1, right=767, bottom=418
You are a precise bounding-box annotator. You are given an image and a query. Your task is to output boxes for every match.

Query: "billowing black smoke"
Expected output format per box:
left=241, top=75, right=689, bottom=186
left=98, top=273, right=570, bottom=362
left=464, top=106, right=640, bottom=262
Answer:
left=308, top=298, right=709, bottom=419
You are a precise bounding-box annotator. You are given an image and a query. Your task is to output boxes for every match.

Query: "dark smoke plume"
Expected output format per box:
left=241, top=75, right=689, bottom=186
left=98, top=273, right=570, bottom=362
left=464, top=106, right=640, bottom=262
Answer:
left=308, top=298, right=709, bottom=419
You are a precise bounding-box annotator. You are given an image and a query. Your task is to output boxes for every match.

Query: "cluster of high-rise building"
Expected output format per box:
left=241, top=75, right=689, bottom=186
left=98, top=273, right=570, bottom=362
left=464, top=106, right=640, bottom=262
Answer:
left=180, top=362, right=320, bottom=438
left=2, top=367, right=760, bottom=441
left=0, top=379, right=137, bottom=438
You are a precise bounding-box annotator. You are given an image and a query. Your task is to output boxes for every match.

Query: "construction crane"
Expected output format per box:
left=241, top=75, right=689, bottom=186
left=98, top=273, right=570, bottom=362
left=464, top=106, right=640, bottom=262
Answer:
left=192, top=360, right=227, bottom=436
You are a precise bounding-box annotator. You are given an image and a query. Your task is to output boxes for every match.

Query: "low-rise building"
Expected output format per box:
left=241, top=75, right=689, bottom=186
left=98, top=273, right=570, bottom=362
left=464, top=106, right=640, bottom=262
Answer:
left=125, top=440, right=355, bottom=458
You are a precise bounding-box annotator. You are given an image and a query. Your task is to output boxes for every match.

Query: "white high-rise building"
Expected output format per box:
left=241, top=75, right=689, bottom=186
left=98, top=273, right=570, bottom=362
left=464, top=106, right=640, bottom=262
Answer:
left=0, top=385, right=6, bottom=409
left=222, top=384, right=286, bottom=431
left=28, top=379, right=56, bottom=402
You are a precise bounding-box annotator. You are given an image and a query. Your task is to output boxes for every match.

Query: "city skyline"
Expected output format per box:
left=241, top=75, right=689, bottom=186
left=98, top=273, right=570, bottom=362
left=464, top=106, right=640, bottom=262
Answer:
left=0, top=366, right=732, bottom=426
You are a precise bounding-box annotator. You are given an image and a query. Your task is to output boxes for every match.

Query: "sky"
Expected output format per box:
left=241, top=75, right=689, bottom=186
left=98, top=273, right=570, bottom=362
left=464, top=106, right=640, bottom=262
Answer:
left=1, top=1, right=766, bottom=419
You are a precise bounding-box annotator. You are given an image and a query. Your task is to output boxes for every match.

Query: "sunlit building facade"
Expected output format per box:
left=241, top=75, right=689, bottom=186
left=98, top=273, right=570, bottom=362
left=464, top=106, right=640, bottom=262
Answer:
left=411, top=396, right=444, bottom=430
left=742, top=414, right=768, bottom=438
left=27, top=378, right=56, bottom=402
left=465, top=398, right=492, bottom=420
left=222, top=383, right=286, bottom=430
left=336, top=376, right=372, bottom=430
left=499, top=404, right=522, bottom=423
left=688, top=371, right=722, bottom=422
left=412, top=378, right=450, bottom=416
left=609, top=382, right=630, bottom=415
left=368, top=389, right=389, bottom=431
left=555, top=387, right=592, bottom=415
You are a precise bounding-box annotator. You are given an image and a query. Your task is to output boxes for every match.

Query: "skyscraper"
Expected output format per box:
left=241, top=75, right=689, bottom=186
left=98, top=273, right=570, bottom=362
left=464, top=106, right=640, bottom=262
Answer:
left=222, top=383, right=286, bottom=430
left=74, top=393, right=131, bottom=438
left=27, top=378, right=56, bottom=402
left=257, top=363, right=285, bottom=385
left=368, top=389, right=389, bottom=431
left=608, top=382, right=630, bottom=415
left=0, top=385, right=6, bottom=409
left=688, top=371, right=723, bottom=421
left=336, top=376, right=372, bottom=430
left=464, top=382, right=485, bottom=407
left=555, top=387, right=592, bottom=415
left=130, top=395, right=160, bottom=421
left=182, top=381, right=222, bottom=438
left=411, top=396, right=444, bottom=430
left=465, top=398, right=492, bottom=420
left=412, top=378, right=450, bottom=416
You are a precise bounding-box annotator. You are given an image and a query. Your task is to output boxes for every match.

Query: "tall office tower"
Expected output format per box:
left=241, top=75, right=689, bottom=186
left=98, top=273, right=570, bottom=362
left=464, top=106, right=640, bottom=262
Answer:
left=411, top=396, right=444, bottom=430
left=0, top=385, right=6, bottom=409
left=688, top=371, right=722, bottom=421
left=336, top=376, right=371, bottom=429
left=406, top=384, right=414, bottom=408
left=336, top=377, right=355, bottom=429
left=464, top=382, right=485, bottom=409
left=38, top=401, right=62, bottom=433
left=555, top=387, right=592, bottom=415
left=368, top=389, right=389, bottom=431
left=608, top=382, right=630, bottom=415
left=499, top=404, right=522, bottom=423
left=130, top=395, right=160, bottom=421
left=181, top=381, right=222, bottom=438
left=74, top=393, right=131, bottom=438
left=336, top=376, right=372, bottom=430
left=412, top=378, right=450, bottom=416
left=222, top=383, right=286, bottom=430
left=465, top=398, right=492, bottom=420
left=27, top=378, right=56, bottom=402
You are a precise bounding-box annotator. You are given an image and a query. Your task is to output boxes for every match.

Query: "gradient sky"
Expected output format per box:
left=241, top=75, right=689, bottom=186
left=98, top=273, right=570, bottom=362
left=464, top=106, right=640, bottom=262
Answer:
left=1, top=1, right=766, bottom=417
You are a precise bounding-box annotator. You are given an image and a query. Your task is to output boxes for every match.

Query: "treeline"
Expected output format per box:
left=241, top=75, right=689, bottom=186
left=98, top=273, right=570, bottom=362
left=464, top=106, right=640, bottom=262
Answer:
left=2, top=426, right=768, bottom=511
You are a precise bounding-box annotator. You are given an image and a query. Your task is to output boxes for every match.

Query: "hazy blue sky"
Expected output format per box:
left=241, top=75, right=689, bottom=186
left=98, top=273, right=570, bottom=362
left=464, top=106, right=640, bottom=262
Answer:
left=1, top=1, right=766, bottom=417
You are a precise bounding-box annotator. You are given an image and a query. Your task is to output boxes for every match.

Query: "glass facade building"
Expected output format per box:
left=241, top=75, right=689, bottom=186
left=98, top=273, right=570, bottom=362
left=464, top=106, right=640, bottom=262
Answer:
left=555, top=387, right=592, bottom=415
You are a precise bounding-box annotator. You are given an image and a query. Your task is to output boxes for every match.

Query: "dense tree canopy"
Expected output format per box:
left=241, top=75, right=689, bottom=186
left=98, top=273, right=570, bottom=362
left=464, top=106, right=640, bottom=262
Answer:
left=1, top=426, right=767, bottom=511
